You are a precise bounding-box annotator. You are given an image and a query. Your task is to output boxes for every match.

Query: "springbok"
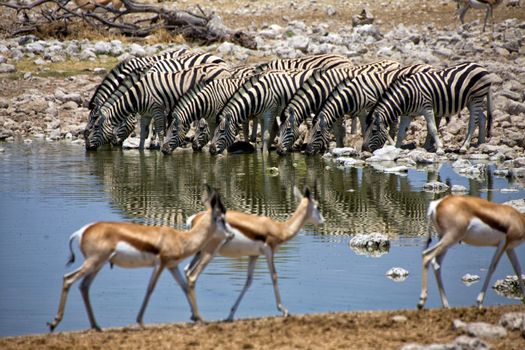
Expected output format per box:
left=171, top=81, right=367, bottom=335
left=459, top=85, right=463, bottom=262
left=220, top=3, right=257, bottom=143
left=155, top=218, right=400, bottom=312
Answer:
left=455, top=0, right=503, bottom=32
left=184, top=186, right=324, bottom=322
left=418, top=195, right=525, bottom=309
left=47, top=187, right=232, bottom=332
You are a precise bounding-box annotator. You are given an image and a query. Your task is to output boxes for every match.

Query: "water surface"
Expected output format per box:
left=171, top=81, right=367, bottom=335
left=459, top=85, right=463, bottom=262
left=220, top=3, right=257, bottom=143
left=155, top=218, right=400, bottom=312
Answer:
left=0, top=141, right=523, bottom=336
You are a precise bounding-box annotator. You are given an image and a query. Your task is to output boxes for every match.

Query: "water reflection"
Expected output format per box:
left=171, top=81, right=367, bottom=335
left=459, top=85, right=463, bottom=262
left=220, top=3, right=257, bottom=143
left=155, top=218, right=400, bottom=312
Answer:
left=85, top=147, right=525, bottom=238
left=1, top=141, right=525, bottom=337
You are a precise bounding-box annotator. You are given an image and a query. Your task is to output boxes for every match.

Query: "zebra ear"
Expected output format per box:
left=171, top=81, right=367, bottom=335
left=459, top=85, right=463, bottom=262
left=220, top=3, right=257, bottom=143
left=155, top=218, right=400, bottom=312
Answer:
left=319, top=114, right=327, bottom=128
left=288, top=107, right=295, bottom=124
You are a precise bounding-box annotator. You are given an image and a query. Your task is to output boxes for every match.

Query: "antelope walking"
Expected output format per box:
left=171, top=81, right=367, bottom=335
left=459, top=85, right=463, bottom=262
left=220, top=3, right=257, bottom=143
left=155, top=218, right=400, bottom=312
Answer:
left=184, top=186, right=324, bottom=322
left=48, top=187, right=231, bottom=332
left=418, top=195, right=525, bottom=309
left=455, top=0, right=503, bottom=32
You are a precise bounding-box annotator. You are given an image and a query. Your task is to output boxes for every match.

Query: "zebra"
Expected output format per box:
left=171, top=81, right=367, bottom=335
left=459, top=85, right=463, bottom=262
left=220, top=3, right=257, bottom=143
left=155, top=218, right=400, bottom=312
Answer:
left=209, top=69, right=316, bottom=155
left=85, top=48, right=188, bottom=137
left=160, top=78, right=249, bottom=155
left=362, top=62, right=493, bottom=154
left=253, top=53, right=353, bottom=73
left=85, top=49, right=225, bottom=139
left=304, top=64, right=435, bottom=155
left=85, top=64, right=230, bottom=150
left=274, top=59, right=402, bottom=155
left=192, top=118, right=210, bottom=152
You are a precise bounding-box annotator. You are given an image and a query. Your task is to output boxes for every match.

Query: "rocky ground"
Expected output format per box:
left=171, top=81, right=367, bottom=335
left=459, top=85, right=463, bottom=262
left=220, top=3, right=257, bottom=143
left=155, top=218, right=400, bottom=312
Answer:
left=0, top=0, right=524, bottom=348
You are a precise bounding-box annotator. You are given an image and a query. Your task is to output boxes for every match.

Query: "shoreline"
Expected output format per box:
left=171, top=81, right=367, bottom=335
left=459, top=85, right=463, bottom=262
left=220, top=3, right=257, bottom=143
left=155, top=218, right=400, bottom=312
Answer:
left=1, top=305, right=524, bottom=349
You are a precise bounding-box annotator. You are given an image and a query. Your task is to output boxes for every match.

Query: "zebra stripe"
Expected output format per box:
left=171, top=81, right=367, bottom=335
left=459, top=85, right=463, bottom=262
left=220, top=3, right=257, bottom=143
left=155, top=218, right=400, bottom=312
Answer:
left=362, top=62, right=493, bottom=154
left=161, top=78, right=247, bottom=154
left=148, top=51, right=226, bottom=73
left=254, top=54, right=353, bottom=73
left=209, top=69, right=316, bottom=154
left=192, top=118, right=211, bottom=151
left=275, top=60, right=401, bottom=155
left=86, top=64, right=230, bottom=150
left=303, top=64, right=435, bottom=154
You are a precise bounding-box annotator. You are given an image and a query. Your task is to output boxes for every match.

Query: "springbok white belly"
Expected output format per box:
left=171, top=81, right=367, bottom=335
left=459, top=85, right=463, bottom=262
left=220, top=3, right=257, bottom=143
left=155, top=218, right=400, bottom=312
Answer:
left=110, top=241, right=159, bottom=268
left=218, top=228, right=266, bottom=258
left=463, top=218, right=506, bottom=247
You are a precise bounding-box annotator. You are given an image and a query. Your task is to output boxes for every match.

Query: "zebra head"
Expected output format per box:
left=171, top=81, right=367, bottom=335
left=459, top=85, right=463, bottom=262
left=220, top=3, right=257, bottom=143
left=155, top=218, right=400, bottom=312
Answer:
left=85, top=110, right=112, bottom=150
left=84, top=108, right=100, bottom=141
left=305, top=114, right=330, bottom=155
left=112, top=114, right=138, bottom=146
left=192, top=118, right=211, bottom=152
left=209, top=113, right=236, bottom=155
left=362, top=111, right=388, bottom=153
left=162, top=113, right=188, bottom=155
left=276, top=107, right=299, bottom=156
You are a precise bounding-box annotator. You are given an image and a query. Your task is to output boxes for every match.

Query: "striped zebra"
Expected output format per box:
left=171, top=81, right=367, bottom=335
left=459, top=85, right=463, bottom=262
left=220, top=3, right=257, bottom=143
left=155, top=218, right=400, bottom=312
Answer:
left=160, top=78, right=248, bottom=155
left=362, top=62, right=493, bottom=154
left=192, top=118, right=210, bottom=151
left=86, top=64, right=230, bottom=150
left=274, top=59, right=401, bottom=155
left=304, top=64, right=435, bottom=154
left=209, top=69, right=316, bottom=155
left=85, top=48, right=187, bottom=134
left=253, top=53, right=353, bottom=73
left=85, top=49, right=224, bottom=138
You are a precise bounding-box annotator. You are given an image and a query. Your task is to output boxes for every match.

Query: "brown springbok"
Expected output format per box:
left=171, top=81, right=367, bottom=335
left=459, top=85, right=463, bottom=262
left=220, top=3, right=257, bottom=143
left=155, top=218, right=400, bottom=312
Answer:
left=183, top=186, right=325, bottom=322
left=418, top=195, right=525, bottom=309
left=48, top=187, right=231, bottom=332
left=455, top=0, right=503, bottom=32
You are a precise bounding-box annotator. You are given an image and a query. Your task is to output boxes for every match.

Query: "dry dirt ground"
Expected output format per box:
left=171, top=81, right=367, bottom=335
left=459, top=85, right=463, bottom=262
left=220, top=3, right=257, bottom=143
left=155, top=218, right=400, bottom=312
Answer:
left=1, top=305, right=524, bottom=350
left=1, top=0, right=525, bottom=348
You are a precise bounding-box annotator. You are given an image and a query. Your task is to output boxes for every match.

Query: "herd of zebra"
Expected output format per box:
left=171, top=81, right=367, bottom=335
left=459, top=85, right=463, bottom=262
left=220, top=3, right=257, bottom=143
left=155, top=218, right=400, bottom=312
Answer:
left=84, top=48, right=493, bottom=156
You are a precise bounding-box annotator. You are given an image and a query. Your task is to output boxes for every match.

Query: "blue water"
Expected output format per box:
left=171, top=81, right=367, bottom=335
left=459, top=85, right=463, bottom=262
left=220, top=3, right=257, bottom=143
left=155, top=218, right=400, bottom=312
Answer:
left=0, top=141, right=523, bottom=337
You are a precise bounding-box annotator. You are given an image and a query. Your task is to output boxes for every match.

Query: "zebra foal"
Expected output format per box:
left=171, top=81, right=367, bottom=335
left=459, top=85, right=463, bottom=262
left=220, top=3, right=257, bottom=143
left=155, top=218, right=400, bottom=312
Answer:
left=362, top=62, right=493, bottom=154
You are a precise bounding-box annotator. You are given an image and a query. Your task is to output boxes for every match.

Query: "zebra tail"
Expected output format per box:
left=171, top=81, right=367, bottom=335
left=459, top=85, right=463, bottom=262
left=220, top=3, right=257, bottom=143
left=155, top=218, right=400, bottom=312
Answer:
left=486, top=89, right=493, bottom=139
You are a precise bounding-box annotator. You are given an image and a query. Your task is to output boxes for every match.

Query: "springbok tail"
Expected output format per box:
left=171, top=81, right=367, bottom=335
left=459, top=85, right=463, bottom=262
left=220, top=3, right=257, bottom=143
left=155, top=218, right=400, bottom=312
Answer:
left=425, top=199, right=442, bottom=249
left=486, top=89, right=493, bottom=138
left=66, top=224, right=90, bottom=266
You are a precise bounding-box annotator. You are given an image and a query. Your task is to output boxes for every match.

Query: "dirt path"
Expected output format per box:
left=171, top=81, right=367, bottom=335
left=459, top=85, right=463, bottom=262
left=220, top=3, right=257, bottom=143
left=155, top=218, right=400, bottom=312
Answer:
left=1, top=305, right=524, bottom=349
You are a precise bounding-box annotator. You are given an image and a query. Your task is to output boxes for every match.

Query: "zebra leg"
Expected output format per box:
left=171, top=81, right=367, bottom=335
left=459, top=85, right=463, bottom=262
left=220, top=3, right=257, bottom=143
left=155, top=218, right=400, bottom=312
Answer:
left=242, top=120, right=250, bottom=142
left=422, top=109, right=444, bottom=155
left=333, top=118, right=345, bottom=148
left=268, top=117, right=279, bottom=147
left=460, top=104, right=477, bottom=153
left=350, top=116, right=358, bottom=135
left=151, top=106, right=166, bottom=150
left=139, top=116, right=152, bottom=150
left=395, top=115, right=412, bottom=148
left=250, top=118, right=258, bottom=143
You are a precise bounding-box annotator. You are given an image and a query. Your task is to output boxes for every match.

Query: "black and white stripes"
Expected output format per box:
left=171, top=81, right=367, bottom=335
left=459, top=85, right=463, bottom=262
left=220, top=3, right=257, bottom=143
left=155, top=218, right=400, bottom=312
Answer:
left=362, top=62, right=493, bottom=154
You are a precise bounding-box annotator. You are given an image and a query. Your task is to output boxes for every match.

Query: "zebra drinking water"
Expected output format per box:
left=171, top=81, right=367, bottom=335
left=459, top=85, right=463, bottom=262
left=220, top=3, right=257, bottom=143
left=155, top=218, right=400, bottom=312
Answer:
left=362, top=62, right=493, bottom=154
left=86, top=64, right=230, bottom=150
left=304, top=64, right=435, bottom=155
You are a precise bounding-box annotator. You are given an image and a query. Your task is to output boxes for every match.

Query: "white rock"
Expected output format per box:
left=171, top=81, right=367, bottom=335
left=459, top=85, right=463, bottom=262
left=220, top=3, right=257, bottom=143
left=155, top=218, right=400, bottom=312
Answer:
left=461, top=273, right=480, bottom=284
left=422, top=181, right=449, bottom=193
left=465, top=322, right=507, bottom=339
left=384, top=165, right=409, bottom=174
left=451, top=185, right=468, bottom=193
left=129, top=43, right=146, bottom=57
left=367, top=145, right=401, bottom=162
left=499, top=312, right=525, bottom=331
left=386, top=267, right=409, bottom=281
left=331, top=147, right=359, bottom=157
